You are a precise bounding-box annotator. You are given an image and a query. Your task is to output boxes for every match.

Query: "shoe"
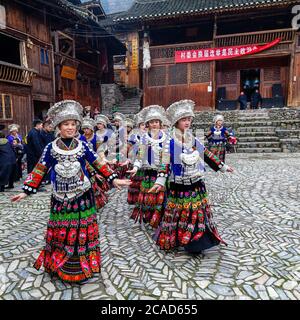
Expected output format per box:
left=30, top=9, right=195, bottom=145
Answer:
left=0, top=186, right=5, bottom=192
left=5, top=185, right=14, bottom=189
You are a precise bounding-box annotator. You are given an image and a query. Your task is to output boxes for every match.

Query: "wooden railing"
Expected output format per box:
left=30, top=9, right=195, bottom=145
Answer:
left=149, top=29, right=295, bottom=64
left=215, top=28, right=295, bottom=47
left=150, top=41, right=213, bottom=60
left=0, top=60, right=36, bottom=86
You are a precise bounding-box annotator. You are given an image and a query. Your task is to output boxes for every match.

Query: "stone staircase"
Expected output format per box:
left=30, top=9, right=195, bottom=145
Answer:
left=193, top=108, right=300, bottom=153
left=115, top=86, right=141, bottom=115
left=236, top=110, right=282, bottom=153
left=101, top=84, right=141, bottom=116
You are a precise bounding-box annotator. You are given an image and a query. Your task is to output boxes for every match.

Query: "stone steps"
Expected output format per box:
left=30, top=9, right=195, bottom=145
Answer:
left=236, top=147, right=282, bottom=153
left=238, top=126, right=276, bottom=133
left=237, top=121, right=274, bottom=127
left=238, top=136, right=280, bottom=142
left=237, top=141, right=281, bottom=148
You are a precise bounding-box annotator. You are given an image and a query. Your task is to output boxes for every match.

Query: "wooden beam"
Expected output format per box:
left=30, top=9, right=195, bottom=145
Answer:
left=212, top=14, right=217, bottom=111
left=288, top=34, right=297, bottom=106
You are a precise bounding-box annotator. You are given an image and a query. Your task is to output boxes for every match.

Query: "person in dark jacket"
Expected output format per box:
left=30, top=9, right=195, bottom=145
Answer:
left=40, top=120, right=55, bottom=147
left=12, top=137, right=24, bottom=182
left=40, top=120, right=55, bottom=185
left=251, top=89, right=263, bottom=109
left=238, top=91, right=248, bottom=110
left=0, top=131, right=16, bottom=192
left=26, top=119, right=44, bottom=173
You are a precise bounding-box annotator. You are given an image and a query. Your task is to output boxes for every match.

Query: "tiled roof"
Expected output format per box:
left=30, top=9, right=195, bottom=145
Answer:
left=112, top=0, right=296, bottom=22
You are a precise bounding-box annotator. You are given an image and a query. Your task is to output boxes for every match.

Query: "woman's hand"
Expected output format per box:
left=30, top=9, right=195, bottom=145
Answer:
left=11, top=192, right=28, bottom=202
left=148, top=184, right=164, bottom=193
left=126, top=167, right=138, bottom=177
left=112, top=178, right=132, bottom=190
left=120, top=159, right=130, bottom=167
left=226, top=166, right=234, bottom=173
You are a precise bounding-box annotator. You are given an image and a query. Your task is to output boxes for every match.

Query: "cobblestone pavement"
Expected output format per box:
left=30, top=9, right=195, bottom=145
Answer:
left=0, top=153, right=300, bottom=300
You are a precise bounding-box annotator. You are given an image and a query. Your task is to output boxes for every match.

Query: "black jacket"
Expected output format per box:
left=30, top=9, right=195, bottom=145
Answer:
left=0, top=138, right=16, bottom=185
left=26, top=128, right=44, bottom=173
left=40, top=129, right=55, bottom=147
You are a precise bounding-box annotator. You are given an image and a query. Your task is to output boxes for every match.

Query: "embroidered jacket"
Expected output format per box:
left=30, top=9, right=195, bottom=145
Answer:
left=168, top=131, right=228, bottom=185
left=79, top=134, right=97, bottom=152
left=206, top=126, right=230, bottom=145
left=133, top=130, right=170, bottom=186
left=22, top=138, right=118, bottom=199
left=127, top=129, right=144, bottom=163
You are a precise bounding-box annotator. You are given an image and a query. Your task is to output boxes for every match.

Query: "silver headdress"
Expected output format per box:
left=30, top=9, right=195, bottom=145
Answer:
left=8, top=124, right=20, bottom=132
left=113, top=112, right=126, bottom=122
left=134, top=112, right=145, bottom=126
left=140, top=105, right=166, bottom=124
left=213, top=114, right=224, bottom=124
left=95, top=114, right=109, bottom=127
left=162, top=117, right=171, bottom=128
left=81, top=117, right=96, bottom=131
left=47, top=100, right=83, bottom=128
left=166, top=100, right=195, bottom=126
left=126, top=118, right=134, bottom=128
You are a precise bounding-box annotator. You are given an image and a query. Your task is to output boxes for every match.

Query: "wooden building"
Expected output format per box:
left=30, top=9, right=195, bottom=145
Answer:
left=0, top=0, right=124, bottom=135
left=107, top=0, right=300, bottom=111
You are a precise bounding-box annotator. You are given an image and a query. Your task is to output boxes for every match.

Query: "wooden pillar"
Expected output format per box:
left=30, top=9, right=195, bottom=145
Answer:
left=288, top=32, right=297, bottom=107
left=212, top=15, right=218, bottom=111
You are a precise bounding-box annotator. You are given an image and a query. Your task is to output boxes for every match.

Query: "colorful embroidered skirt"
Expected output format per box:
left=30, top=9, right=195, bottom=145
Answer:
left=208, top=142, right=226, bottom=162
left=130, top=169, right=166, bottom=228
left=33, top=189, right=101, bottom=283
left=127, top=169, right=143, bottom=205
left=91, top=174, right=109, bottom=210
left=156, top=180, right=226, bottom=252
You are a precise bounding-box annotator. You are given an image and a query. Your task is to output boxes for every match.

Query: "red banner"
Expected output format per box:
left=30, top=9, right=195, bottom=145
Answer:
left=175, top=38, right=281, bottom=63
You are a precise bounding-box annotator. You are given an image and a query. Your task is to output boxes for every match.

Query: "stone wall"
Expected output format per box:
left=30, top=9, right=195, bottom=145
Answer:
left=101, top=84, right=124, bottom=115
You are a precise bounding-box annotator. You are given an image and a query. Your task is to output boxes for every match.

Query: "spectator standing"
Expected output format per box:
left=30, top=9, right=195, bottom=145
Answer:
left=251, top=89, right=263, bottom=109
left=26, top=119, right=44, bottom=173
left=238, top=91, right=248, bottom=110
left=0, top=131, right=16, bottom=191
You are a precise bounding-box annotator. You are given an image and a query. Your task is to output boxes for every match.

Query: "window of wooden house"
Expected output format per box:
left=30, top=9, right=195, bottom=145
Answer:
left=0, top=33, right=20, bottom=65
left=0, top=94, right=13, bottom=120
left=40, top=48, right=49, bottom=65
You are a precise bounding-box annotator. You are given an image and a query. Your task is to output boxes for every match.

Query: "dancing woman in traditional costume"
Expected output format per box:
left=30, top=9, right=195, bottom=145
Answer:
left=94, top=114, right=113, bottom=160
left=154, top=100, right=233, bottom=253
left=11, top=100, right=130, bottom=283
left=80, top=117, right=110, bottom=210
left=128, top=105, right=169, bottom=228
left=106, top=112, right=129, bottom=178
left=80, top=118, right=97, bottom=151
left=127, top=112, right=146, bottom=205
left=205, top=115, right=231, bottom=162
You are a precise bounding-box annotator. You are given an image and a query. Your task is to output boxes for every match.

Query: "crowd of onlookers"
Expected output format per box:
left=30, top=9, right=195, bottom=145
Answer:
left=0, top=119, right=55, bottom=192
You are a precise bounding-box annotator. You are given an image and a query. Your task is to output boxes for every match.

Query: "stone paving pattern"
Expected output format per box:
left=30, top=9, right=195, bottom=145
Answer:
left=0, top=153, right=300, bottom=300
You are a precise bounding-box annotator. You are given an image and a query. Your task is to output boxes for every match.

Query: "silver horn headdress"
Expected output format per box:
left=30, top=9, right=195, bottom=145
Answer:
left=166, top=100, right=195, bottom=127
left=47, top=100, right=83, bottom=128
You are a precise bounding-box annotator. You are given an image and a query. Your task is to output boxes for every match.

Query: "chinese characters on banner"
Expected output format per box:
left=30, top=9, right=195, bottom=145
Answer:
left=175, top=38, right=281, bottom=63
left=131, top=34, right=139, bottom=69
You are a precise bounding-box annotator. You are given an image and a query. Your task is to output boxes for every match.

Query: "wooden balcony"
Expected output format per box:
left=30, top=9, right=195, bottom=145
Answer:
left=150, top=41, right=213, bottom=64
left=215, top=28, right=295, bottom=47
left=149, top=29, right=296, bottom=65
left=0, top=60, right=36, bottom=86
